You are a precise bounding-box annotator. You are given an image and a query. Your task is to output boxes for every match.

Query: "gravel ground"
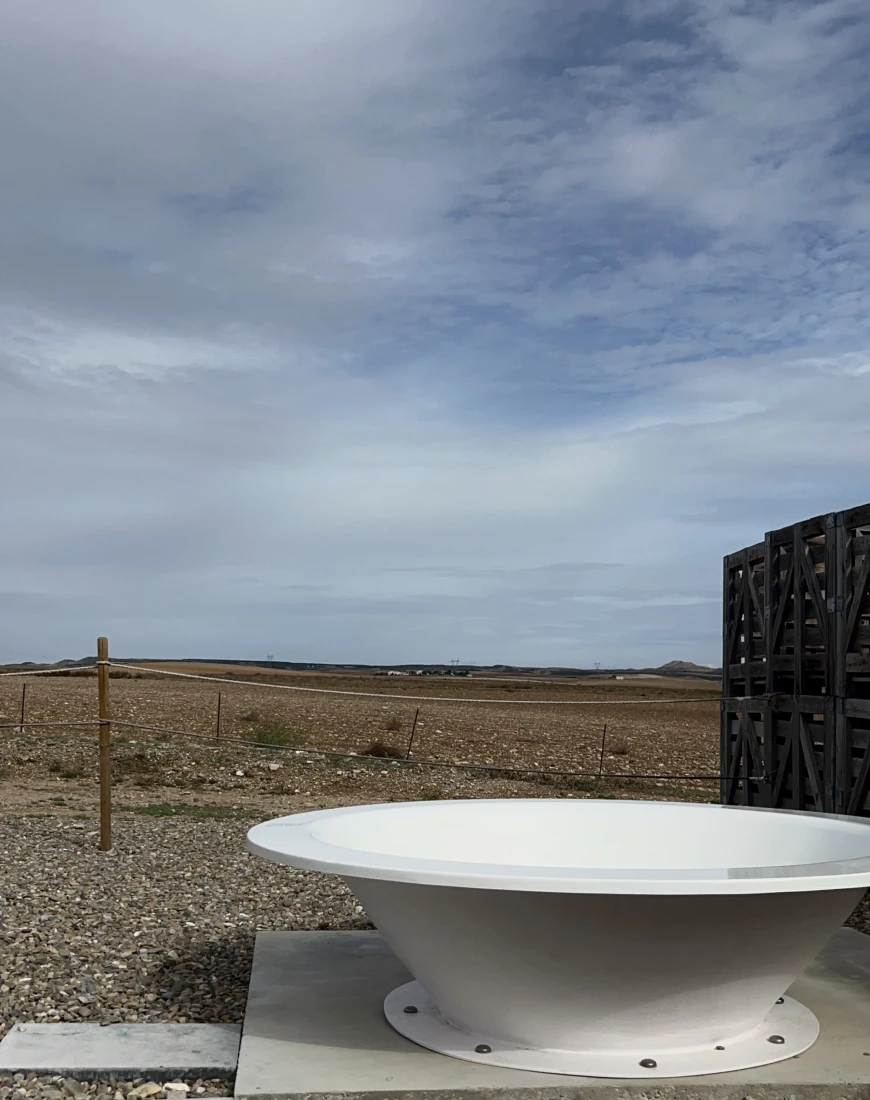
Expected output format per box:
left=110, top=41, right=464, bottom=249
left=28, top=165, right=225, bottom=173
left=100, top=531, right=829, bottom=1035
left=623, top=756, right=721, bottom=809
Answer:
left=0, top=1076, right=231, bottom=1100
left=0, top=816, right=371, bottom=1041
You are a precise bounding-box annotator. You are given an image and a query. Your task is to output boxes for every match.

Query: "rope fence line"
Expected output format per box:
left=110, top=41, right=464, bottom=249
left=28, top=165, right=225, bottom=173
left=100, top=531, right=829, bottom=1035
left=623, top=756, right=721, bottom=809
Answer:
left=105, top=660, right=718, bottom=705
left=0, top=638, right=730, bottom=851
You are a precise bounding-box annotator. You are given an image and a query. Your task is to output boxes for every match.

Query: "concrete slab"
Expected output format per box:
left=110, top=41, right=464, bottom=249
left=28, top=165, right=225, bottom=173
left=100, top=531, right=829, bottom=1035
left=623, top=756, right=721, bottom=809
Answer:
left=0, top=1022, right=241, bottom=1081
left=234, top=928, right=870, bottom=1100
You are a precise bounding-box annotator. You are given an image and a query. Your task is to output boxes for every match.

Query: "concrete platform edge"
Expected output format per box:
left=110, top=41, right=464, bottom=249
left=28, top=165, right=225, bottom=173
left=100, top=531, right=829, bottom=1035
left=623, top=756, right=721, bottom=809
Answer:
left=0, top=1022, right=241, bottom=1082
left=233, top=929, right=870, bottom=1100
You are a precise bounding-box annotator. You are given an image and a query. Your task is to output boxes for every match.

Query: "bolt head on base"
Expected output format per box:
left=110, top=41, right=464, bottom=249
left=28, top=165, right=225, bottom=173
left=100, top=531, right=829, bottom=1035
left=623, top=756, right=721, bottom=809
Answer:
left=384, top=981, right=819, bottom=1079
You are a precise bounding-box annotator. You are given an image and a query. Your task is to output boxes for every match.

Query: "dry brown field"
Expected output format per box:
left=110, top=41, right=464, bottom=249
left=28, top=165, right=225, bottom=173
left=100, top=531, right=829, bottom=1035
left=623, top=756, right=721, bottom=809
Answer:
left=0, top=665, right=721, bottom=818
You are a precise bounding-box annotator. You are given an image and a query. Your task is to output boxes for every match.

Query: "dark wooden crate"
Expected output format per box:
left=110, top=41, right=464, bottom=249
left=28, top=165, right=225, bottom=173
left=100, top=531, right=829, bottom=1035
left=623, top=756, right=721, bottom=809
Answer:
left=836, top=698, right=870, bottom=815
left=721, top=696, right=833, bottom=813
left=722, top=504, right=870, bottom=818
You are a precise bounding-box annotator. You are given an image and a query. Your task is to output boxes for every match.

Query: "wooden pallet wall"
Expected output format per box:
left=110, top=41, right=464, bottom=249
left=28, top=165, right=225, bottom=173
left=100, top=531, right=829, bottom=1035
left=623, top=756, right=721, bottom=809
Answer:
left=721, top=504, right=870, bottom=816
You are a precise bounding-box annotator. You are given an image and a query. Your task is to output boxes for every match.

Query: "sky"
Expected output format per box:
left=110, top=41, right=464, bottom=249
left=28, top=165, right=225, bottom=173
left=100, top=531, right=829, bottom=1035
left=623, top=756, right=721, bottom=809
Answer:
left=2, top=0, right=870, bottom=668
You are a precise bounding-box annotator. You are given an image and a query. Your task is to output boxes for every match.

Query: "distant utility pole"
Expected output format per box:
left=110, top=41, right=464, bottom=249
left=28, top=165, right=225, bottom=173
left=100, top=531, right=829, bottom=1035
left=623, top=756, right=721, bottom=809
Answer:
left=266, top=653, right=275, bottom=666
left=594, top=661, right=601, bottom=672
left=450, top=658, right=460, bottom=668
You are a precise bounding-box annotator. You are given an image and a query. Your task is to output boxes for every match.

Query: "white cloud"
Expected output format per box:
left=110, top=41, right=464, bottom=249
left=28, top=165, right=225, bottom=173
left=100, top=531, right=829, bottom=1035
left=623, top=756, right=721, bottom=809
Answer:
left=1, top=0, right=870, bottom=665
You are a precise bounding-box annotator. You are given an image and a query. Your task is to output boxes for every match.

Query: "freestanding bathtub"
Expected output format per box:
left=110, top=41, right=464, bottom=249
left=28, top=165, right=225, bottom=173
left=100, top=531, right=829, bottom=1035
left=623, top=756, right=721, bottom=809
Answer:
left=247, top=799, right=870, bottom=1078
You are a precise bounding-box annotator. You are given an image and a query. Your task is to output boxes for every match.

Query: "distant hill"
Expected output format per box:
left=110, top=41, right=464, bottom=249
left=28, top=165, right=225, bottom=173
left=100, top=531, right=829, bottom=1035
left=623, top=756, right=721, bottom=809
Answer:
left=0, top=656, right=721, bottom=682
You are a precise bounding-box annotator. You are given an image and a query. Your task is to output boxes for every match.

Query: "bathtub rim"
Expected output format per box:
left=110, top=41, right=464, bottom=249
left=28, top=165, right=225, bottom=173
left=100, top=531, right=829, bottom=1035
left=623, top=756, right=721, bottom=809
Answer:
left=246, top=798, right=870, bottom=895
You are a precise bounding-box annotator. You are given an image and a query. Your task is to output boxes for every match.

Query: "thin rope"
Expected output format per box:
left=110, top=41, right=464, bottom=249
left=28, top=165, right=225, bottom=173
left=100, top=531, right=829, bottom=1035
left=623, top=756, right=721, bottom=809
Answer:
left=0, top=666, right=96, bottom=678
left=106, top=662, right=719, bottom=706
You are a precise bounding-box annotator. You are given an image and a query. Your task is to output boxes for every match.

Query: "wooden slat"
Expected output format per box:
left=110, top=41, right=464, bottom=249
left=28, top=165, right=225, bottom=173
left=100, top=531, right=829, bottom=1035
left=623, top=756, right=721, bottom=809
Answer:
left=796, top=513, right=828, bottom=538
left=719, top=699, right=729, bottom=806
left=747, top=565, right=765, bottom=635
left=843, top=503, right=870, bottom=529
left=770, top=554, right=794, bottom=656
left=798, top=539, right=827, bottom=643
left=797, top=712, right=824, bottom=808
left=726, top=542, right=765, bottom=567
left=844, top=698, right=870, bottom=719
left=742, top=550, right=754, bottom=695
left=723, top=711, right=744, bottom=805
left=845, top=547, right=870, bottom=648
left=770, top=730, right=792, bottom=806
left=846, top=737, right=870, bottom=815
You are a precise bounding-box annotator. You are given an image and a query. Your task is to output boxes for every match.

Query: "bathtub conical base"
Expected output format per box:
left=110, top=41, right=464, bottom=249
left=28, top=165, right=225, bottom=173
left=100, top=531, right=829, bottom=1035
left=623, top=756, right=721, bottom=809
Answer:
left=384, top=981, right=819, bottom=1079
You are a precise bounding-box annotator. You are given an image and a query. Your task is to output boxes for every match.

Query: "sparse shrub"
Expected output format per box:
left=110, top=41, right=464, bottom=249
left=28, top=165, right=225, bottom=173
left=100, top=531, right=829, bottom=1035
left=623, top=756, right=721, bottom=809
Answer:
left=383, top=715, right=403, bottom=733
left=240, top=708, right=263, bottom=723
left=608, top=738, right=630, bottom=756
left=116, top=749, right=159, bottom=781
left=360, top=740, right=403, bottom=759
left=419, top=784, right=444, bottom=800
left=173, top=774, right=206, bottom=788
left=49, top=760, right=85, bottom=779
left=247, top=719, right=301, bottom=747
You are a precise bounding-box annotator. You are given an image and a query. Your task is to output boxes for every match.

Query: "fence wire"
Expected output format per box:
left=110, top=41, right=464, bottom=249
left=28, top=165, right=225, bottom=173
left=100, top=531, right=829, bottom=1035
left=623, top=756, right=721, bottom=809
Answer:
left=0, top=717, right=763, bottom=784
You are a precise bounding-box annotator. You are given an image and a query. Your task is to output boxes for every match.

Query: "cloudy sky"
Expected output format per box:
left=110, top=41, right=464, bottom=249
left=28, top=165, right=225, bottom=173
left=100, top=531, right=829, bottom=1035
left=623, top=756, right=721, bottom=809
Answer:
left=2, top=0, right=869, bottom=668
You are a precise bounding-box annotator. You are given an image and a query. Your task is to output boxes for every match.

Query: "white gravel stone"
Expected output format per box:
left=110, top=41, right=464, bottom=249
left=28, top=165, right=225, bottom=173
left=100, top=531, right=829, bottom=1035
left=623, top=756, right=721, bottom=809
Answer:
left=0, top=816, right=372, bottom=1048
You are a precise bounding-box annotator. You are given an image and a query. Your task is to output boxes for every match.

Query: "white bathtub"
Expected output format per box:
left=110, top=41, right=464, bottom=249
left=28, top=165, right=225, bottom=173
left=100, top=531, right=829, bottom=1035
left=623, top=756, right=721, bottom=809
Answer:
left=247, top=798, right=870, bottom=1078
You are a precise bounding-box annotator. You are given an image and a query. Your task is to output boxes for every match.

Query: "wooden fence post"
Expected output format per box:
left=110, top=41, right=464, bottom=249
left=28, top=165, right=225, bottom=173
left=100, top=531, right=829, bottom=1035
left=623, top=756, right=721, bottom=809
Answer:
left=597, top=723, right=608, bottom=777
left=19, top=681, right=26, bottom=735
left=405, top=708, right=420, bottom=759
left=97, top=636, right=112, bottom=852
left=216, top=692, right=222, bottom=740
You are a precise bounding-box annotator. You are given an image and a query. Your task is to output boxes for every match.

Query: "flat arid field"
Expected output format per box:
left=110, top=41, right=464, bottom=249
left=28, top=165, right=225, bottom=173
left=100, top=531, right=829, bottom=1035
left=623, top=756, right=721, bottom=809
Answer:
left=1, top=665, right=867, bottom=1074
left=0, top=665, right=723, bottom=815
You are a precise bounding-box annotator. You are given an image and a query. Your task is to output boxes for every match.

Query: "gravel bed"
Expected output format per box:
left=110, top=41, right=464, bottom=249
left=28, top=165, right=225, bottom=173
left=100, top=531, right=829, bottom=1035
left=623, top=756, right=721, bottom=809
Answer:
left=851, top=892, right=869, bottom=935
left=0, top=1076, right=230, bottom=1100
left=0, top=815, right=371, bottom=1042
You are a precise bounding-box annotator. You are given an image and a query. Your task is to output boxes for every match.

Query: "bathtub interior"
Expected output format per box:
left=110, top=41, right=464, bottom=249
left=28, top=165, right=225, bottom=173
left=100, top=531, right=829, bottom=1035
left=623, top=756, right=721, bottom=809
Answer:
left=306, top=799, right=870, bottom=871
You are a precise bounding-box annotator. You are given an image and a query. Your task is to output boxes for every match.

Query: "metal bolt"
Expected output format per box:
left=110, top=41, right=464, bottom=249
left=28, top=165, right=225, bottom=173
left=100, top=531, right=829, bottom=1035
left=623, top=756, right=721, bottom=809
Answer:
left=639, top=1058, right=657, bottom=1069
left=475, top=1044, right=492, bottom=1054
left=715, top=1046, right=725, bottom=1051
left=403, top=1006, right=418, bottom=1014
left=776, top=997, right=784, bottom=1005
left=768, top=1035, right=785, bottom=1045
